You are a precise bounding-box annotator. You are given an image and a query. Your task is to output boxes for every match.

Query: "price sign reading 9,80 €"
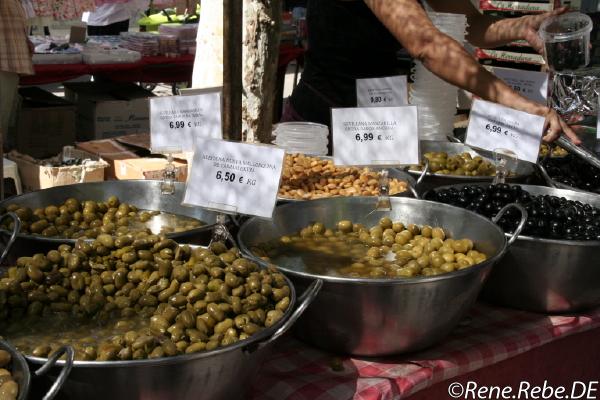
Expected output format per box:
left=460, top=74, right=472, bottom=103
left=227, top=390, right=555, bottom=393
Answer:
left=150, top=89, right=222, bottom=153
left=356, top=75, right=408, bottom=108
left=466, top=99, right=545, bottom=163
left=332, top=106, right=419, bottom=166
left=183, top=139, right=285, bottom=218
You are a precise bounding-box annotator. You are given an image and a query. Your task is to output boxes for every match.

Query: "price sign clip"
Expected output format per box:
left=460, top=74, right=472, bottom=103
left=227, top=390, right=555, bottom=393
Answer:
left=160, top=153, right=177, bottom=195
left=374, top=169, right=392, bottom=212
left=209, top=213, right=236, bottom=248
left=492, top=148, right=518, bottom=185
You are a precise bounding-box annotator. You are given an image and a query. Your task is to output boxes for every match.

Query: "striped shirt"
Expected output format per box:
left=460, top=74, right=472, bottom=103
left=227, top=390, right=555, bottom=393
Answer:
left=0, top=0, right=34, bottom=75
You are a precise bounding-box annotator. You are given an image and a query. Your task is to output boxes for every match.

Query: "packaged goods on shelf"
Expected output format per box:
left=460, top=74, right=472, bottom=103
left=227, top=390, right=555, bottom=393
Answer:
left=476, top=48, right=545, bottom=65
left=479, top=0, right=553, bottom=13
left=82, top=48, right=141, bottom=64
left=7, top=147, right=108, bottom=192
left=75, top=138, right=140, bottom=180
left=119, top=32, right=159, bottom=56
left=113, top=157, right=187, bottom=181
left=158, top=23, right=198, bottom=40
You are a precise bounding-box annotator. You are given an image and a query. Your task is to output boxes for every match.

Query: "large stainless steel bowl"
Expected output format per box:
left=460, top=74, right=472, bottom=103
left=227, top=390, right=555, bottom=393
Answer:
left=537, top=161, right=600, bottom=196
left=237, top=197, right=523, bottom=356
left=0, top=241, right=321, bottom=400
left=0, top=180, right=221, bottom=258
left=427, top=183, right=600, bottom=313
left=407, top=141, right=535, bottom=193
left=0, top=340, right=73, bottom=400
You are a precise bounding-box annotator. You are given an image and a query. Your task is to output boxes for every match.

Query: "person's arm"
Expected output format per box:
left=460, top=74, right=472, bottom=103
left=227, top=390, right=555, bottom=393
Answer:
left=363, top=0, right=579, bottom=144
left=426, top=0, right=565, bottom=52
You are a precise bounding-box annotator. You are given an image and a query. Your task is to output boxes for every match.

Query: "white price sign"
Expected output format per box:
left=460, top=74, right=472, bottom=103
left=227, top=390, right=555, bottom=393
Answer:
left=466, top=99, right=545, bottom=163
left=492, top=67, right=548, bottom=104
left=183, top=139, right=285, bottom=218
left=356, top=75, right=408, bottom=107
left=150, top=89, right=222, bottom=153
left=332, top=106, right=419, bottom=166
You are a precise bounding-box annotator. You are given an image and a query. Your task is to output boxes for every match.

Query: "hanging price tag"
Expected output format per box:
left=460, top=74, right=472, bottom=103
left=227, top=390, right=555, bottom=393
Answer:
left=183, top=139, right=285, bottom=218
left=356, top=75, right=408, bottom=107
left=150, top=88, right=222, bottom=153
left=331, top=106, right=419, bottom=166
left=466, top=99, right=545, bottom=163
left=492, top=67, right=549, bottom=104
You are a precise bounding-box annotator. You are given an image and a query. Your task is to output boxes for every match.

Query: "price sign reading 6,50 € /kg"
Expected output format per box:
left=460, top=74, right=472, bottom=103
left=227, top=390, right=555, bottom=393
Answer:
left=332, top=106, right=419, bottom=166
left=466, top=99, right=545, bottom=163
left=356, top=75, right=408, bottom=108
left=150, top=89, right=222, bottom=153
left=183, top=139, right=285, bottom=218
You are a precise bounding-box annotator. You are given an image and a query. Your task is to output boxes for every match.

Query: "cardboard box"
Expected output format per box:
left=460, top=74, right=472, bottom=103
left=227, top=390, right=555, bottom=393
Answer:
left=8, top=147, right=109, bottom=192
left=64, top=82, right=154, bottom=141
left=12, top=87, right=76, bottom=159
left=75, top=139, right=140, bottom=180
left=114, top=158, right=188, bottom=181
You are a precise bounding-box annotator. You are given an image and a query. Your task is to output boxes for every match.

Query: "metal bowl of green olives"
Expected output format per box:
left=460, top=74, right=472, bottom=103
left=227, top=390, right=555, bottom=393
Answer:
left=407, top=141, right=535, bottom=193
left=0, top=237, right=321, bottom=400
left=238, top=196, right=525, bottom=356
left=0, top=180, right=223, bottom=259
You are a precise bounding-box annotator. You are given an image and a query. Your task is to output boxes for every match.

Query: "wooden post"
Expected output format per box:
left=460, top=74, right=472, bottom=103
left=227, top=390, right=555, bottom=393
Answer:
left=222, top=0, right=243, bottom=141
left=242, top=0, right=282, bottom=143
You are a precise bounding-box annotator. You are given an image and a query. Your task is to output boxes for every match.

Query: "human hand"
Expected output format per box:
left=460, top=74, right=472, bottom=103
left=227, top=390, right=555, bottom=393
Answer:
left=520, top=6, right=568, bottom=53
left=542, top=107, right=581, bottom=145
left=27, top=38, right=34, bottom=55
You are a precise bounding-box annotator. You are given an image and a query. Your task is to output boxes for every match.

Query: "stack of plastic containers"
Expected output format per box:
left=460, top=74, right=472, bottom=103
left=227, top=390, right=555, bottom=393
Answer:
left=272, top=122, right=329, bottom=155
left=410, top=12, right=467, bottom=140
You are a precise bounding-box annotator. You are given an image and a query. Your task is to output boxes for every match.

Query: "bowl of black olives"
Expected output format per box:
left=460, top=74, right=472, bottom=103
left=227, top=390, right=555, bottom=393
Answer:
left=539, top=154, right=600, bottom=195
left=426, top=183, right=600, bottom=313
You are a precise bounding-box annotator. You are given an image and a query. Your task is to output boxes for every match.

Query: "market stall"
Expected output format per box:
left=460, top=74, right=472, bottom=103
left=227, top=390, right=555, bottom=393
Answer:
left=3, top=1, right=600, bottom=400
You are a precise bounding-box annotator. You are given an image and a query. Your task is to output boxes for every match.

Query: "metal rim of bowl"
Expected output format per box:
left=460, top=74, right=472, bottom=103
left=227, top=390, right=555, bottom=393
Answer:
left=424, top=182, right=600, bottom=247
left=0, top=339, right=30, bottom=400
left=0, top=180, right=216, bottom=244
left=405, top=140, right=533, bottom=181
left=238, top=197, right=510, bottom=286
left=8, top=261, right=299, bottom=369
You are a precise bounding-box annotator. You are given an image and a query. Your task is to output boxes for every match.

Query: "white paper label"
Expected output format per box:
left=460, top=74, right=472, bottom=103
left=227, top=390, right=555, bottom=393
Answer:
left=492, top=67, right=549, bottom=104
left=183, top=139, right=284, bottom=218
left=466, top=99, right=545, bottom=163
left=356, top=76, right=408, bottom=107
left=150, top=89, right=222, bottom=153
left=332, top=106, right=419, bottom=166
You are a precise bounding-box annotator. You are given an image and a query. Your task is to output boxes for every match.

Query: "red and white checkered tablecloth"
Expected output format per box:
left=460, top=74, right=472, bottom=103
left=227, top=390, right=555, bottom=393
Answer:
left=252, top=303, right=600, bottom=400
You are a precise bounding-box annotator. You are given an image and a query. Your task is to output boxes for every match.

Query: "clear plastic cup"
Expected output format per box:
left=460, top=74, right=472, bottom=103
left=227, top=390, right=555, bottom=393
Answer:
left=539, top=12, right=592, bottom=71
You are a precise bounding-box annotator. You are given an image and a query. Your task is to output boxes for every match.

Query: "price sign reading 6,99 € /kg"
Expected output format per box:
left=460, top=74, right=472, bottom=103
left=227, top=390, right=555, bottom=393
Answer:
left=183, top=139, right=285, bottom=218
left=465, top=99, right=545, bottom=163
left=150, top=89, right=222, bottom=153
left=332, top=106, right=419, bottom=166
